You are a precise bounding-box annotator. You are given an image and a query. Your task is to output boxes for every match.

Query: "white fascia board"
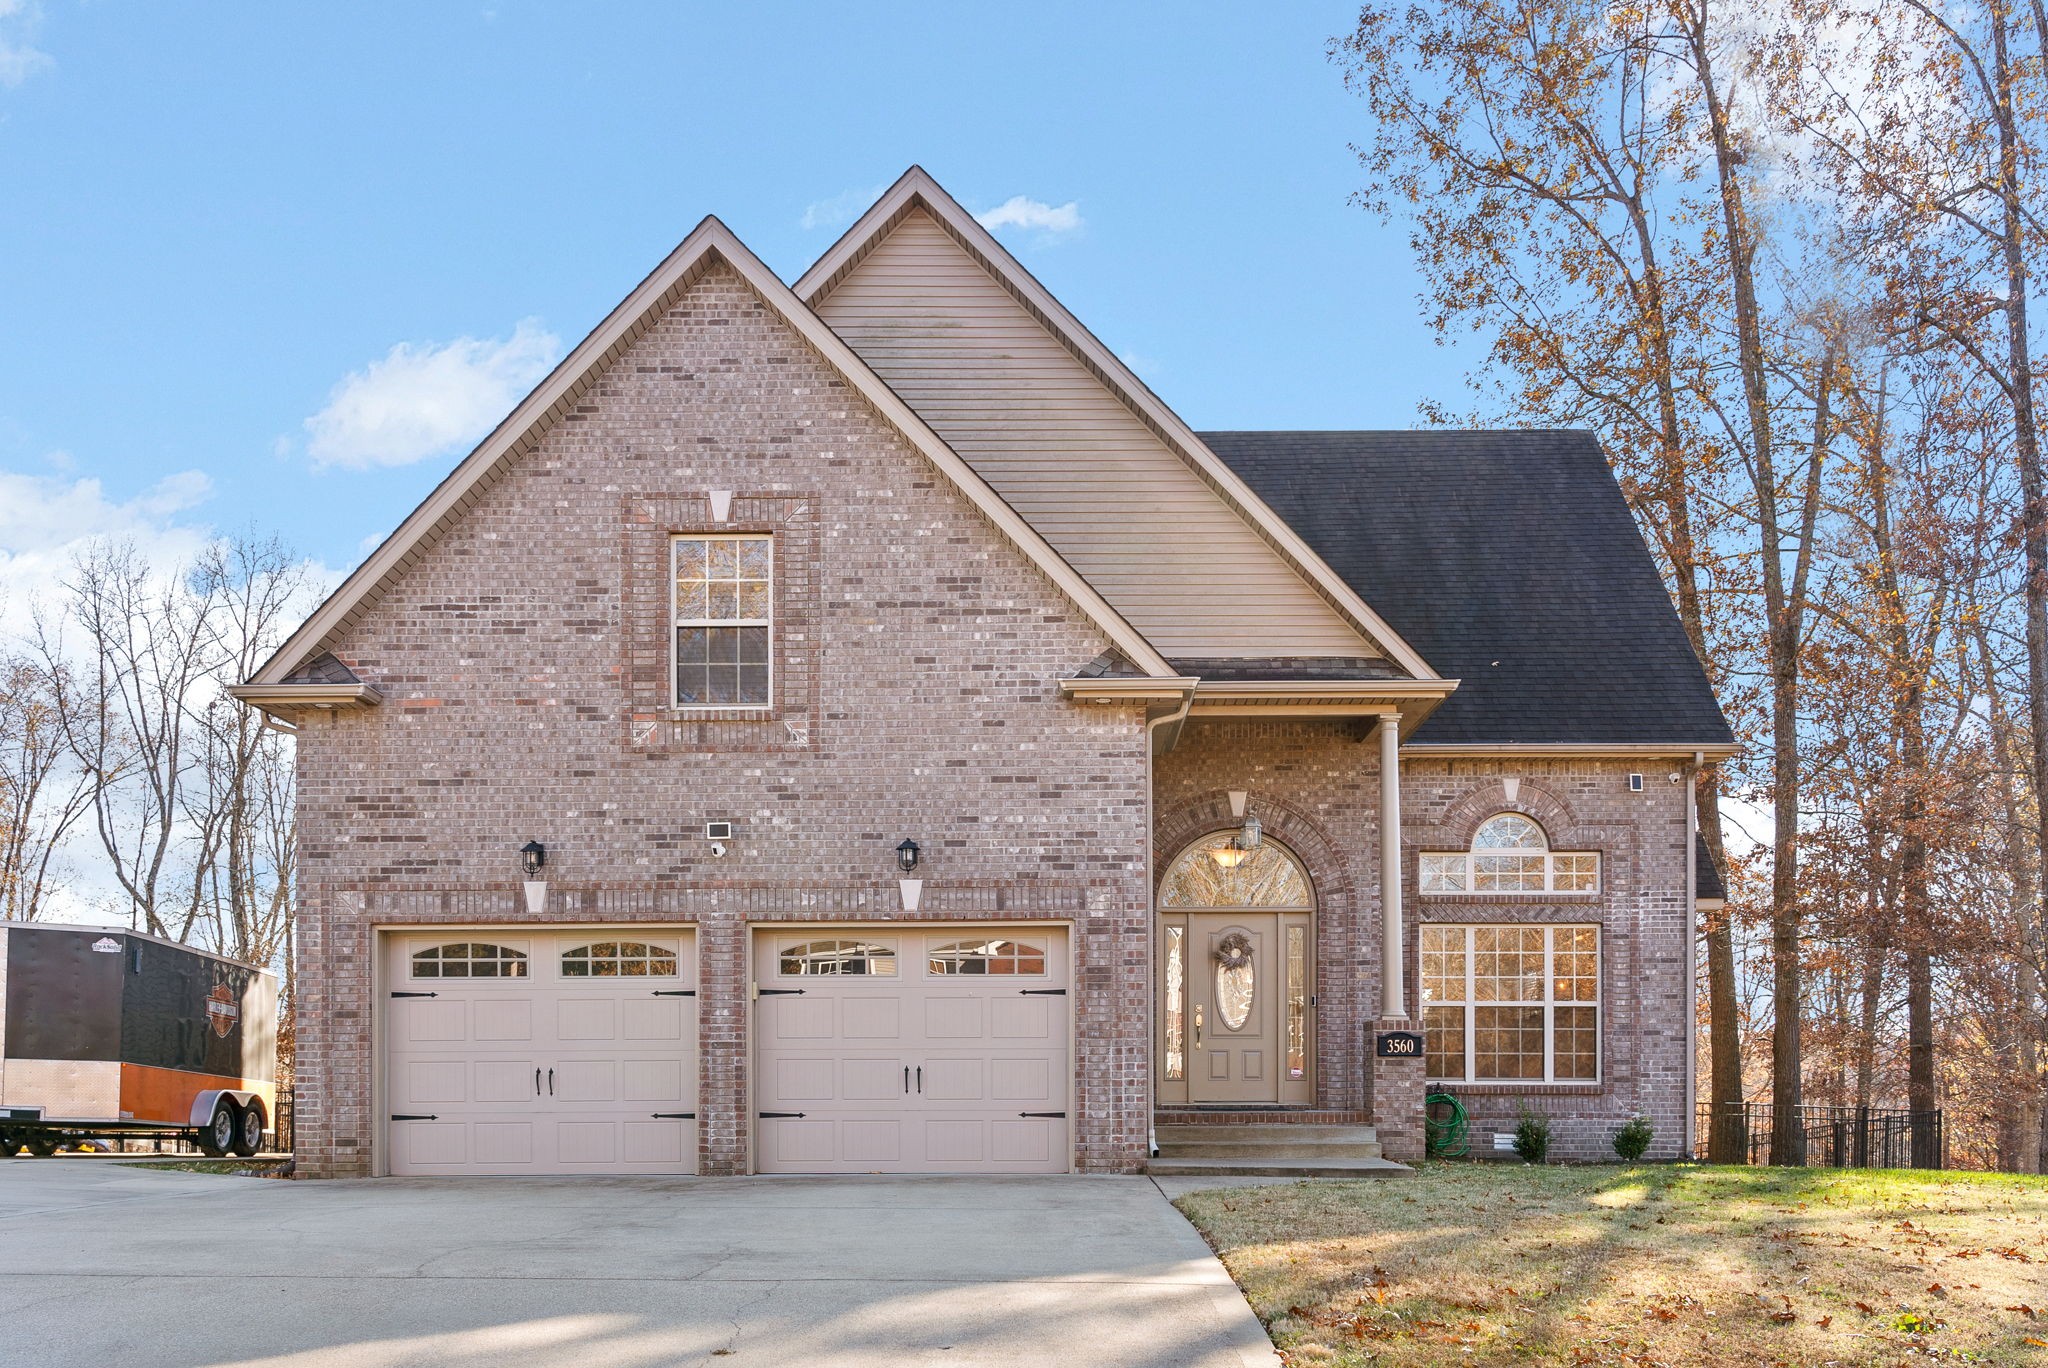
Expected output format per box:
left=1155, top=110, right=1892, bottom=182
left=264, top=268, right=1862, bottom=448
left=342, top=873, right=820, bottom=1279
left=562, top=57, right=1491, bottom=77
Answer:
left=250, top=215, right=1176, bottom=687
left=796, top=167, right=1442, bottom=681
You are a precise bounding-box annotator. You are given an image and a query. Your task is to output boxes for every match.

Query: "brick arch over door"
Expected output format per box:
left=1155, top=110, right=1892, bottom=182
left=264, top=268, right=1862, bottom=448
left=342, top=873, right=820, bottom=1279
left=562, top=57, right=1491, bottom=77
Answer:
left=1154, top=791, right=1366, bottom=1110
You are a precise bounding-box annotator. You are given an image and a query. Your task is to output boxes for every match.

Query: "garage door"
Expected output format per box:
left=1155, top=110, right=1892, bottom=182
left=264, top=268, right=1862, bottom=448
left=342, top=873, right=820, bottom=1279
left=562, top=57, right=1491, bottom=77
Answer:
left=753, top=926, right=1070, bottom=1173
left=383, top=929, right=697, bottom=1176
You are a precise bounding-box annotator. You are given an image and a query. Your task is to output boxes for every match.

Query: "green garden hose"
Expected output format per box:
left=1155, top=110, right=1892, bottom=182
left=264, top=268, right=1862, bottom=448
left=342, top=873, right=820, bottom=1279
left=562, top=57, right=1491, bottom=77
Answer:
left=1425, top=1092, right=1470, bottom=1158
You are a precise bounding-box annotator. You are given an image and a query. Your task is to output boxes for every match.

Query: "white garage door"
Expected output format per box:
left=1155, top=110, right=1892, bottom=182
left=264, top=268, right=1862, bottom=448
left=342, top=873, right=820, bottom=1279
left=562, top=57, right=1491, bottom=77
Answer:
left=383, top=929, right=697, bottom=1176
left=753, top=926, right=1070, bottom=1173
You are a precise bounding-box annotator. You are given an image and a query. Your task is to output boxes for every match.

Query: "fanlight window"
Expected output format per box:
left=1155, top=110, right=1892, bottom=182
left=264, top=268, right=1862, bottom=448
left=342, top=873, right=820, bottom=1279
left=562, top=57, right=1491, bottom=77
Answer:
left=561, top=940, right=679, bottom=977
left=411, top=942, right=527, bottom=979
left=928, top=939, right=1047, bottom=975
left=1159, top=834, right=1312, bottom=908
left=779, top=938, right=897, bottom=976
left=1419, top=814, right=1600, bottom=894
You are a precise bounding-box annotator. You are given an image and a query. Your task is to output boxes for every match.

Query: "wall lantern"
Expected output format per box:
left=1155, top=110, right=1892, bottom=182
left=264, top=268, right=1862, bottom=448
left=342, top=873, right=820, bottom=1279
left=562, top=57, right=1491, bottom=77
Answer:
left=520, top=840, right=548, bottom=915
left=896, top=839, right=921, bottom=873
left=1208, top=812, right=1262, bottom=870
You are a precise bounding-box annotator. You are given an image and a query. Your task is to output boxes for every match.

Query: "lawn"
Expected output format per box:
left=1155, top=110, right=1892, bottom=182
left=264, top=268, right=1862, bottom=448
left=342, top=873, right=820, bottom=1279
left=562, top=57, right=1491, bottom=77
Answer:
left=1175, top=1164, right=2048, bottom=1367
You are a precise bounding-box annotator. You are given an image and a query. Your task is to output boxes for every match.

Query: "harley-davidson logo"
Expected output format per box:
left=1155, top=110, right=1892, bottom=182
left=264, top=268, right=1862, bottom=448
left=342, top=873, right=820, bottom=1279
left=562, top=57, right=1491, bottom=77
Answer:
left=205, top=984, right=239, bottom=1039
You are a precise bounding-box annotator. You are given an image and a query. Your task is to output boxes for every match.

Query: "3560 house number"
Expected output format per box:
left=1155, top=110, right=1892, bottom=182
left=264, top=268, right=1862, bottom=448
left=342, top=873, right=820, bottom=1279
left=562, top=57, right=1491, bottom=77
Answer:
left=1376, top=1031, right=1424, bottom=1058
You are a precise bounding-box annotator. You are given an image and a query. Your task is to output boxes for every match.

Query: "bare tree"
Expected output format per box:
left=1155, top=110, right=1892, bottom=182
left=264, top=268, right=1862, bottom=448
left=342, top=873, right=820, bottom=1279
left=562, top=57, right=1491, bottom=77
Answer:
left=0, top=651, right=92, bottom=921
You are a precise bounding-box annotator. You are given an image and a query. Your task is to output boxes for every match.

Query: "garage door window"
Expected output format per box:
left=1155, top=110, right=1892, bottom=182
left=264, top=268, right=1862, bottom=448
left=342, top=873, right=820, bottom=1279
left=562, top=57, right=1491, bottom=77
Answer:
left=560, top=940, right=680, bottom=977
left=779, top=938, right=897, bottom=976
left=927, top=938, right=1047, bottom=975
left=411, top=942, right=528, bottom=978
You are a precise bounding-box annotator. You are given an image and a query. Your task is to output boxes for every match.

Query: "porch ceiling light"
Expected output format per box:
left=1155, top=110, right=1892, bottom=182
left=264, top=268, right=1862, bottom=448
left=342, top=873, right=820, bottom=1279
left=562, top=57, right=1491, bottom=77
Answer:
left=521, top=840, right=546, bottom=879
left=1208, top=812, right=1263, bottom=870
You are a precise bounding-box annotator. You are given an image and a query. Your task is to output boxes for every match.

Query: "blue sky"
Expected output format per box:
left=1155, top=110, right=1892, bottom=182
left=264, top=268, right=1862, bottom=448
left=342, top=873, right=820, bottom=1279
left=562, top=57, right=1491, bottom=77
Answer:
left=0, top=2, right=1458, bottom=595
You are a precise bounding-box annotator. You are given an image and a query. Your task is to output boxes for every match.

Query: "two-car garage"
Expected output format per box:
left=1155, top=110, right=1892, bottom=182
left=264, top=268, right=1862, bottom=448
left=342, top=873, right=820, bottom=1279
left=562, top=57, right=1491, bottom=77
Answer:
left=380, top=924, right=1071, bottom=1176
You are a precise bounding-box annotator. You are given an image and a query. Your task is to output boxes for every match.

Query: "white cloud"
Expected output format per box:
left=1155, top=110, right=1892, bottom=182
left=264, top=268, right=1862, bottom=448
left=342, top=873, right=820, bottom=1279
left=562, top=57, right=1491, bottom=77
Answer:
left=975, top=196, right=1083, bottom=235
left=0, top=0, right=52, bottom=88
left=0, top=466, right=216, bottom=639
left=800, top=184, right=887, bottom=231
left=300, top=318, right=561, bottom=471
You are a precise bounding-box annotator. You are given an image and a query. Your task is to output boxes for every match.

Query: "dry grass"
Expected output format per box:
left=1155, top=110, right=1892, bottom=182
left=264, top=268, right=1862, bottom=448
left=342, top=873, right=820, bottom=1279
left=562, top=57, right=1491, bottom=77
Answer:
left=118, top=1157, right=291, bottom=1178
left=1175, top=1163, right=2048, bottom=1366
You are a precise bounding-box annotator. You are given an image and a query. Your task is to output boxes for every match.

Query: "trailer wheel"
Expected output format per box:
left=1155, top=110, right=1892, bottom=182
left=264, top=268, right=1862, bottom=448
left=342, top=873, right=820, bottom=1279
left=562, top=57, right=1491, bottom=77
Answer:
left=231, top=1103, right=265, bottom=1158
left=198, top=1100, right=237, bottom=1158
left=22, top=1135, right=59, bottom=1158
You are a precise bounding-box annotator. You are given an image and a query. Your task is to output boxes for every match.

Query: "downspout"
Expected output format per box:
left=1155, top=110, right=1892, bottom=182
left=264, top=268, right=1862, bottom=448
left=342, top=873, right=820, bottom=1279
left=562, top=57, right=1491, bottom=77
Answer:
left=1143, top=682, right=1197, bottom=1160
left=1685, top=751, right=1703, bottom=1159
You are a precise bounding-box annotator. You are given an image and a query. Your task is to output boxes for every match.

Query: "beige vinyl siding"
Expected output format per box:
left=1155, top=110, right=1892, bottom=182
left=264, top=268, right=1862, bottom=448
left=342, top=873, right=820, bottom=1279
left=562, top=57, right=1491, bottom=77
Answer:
left=815, top=209, right=1377, bottom=660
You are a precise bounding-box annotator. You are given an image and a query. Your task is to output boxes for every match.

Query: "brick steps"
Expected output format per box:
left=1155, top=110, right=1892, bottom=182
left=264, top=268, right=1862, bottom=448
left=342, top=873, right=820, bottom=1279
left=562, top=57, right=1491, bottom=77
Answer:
left=1149, top=1118, right=1410, bottom=1179
left=1147, top=1155, right=1412, bottom=1179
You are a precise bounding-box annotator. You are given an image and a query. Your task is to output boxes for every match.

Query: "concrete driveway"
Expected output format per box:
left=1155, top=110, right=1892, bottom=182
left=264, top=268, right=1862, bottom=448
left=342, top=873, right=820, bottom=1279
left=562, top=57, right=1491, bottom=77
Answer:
left=0, top=1160, right=1278, bottom=1368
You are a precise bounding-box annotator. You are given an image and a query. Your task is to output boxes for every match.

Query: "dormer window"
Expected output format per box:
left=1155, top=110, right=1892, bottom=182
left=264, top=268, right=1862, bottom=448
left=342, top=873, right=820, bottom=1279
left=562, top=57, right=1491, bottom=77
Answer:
left=673, top=534, right=771, bottom=707
left=1419, top=814, right=1599, bottom=894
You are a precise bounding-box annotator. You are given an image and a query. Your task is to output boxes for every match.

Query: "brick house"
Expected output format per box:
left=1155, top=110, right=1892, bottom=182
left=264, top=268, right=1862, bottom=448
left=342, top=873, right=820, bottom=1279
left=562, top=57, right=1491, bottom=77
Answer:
left=233, top=168, right=1733, bottom=1178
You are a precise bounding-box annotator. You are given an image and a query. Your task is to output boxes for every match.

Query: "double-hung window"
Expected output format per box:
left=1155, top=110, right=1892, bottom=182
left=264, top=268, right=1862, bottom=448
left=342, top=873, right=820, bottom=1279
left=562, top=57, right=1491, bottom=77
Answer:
left=1422, top=924, right=1600, bottom=1083
left=672, top=534, right=771, bottom=707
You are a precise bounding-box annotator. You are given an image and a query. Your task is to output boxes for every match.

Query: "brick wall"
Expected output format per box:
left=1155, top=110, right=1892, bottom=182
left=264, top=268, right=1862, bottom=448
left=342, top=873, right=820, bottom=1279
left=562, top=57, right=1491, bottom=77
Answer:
left=291, top=262, right=1154, bottom=1177
left=1157, top=720, right=1694, bottom=1161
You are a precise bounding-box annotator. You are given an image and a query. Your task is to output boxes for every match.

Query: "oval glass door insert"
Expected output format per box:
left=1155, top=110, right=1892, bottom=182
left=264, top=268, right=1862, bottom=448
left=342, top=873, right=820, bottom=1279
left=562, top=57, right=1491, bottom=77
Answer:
left=1215, top=931, right=1254, bottom=1030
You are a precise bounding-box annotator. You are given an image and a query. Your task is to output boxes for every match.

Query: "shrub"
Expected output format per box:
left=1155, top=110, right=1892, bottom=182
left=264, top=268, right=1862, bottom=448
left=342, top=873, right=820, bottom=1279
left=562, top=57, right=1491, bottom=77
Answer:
left=1513, top=1110, right=1551, bottom=1164
left=1613, top=1114, right=1654, bottom=1163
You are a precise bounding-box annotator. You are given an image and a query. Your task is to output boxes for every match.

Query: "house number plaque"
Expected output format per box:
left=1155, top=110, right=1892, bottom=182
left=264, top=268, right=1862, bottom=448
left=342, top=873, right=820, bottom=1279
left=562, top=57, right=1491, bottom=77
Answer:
left=1376, top=1031, right=1425, bottom=1059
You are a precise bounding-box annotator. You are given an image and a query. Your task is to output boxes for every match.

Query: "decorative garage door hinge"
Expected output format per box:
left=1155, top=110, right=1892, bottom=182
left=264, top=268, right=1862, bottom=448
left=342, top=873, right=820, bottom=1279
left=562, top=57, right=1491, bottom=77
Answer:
left=756, top=987, right=804, bottom=997
left=1018, top=988, right=1066, bottom=996
left=758, top=1111, right=806, bottom=1119
left=390, top=991, right=438, bottom=998
left=650, top=990, right=695, bottom=997
left=390, top=1114, right=439, bottom=1121
left=650, top=1113, right=696, bottom=1120
left=1017, top=1111, right=1066, bottom=1119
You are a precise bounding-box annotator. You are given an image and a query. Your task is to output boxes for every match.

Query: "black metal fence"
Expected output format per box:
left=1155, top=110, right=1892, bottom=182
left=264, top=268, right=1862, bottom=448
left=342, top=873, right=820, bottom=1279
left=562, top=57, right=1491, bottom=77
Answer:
left=1697, top=1103, right=1944, bottom=1169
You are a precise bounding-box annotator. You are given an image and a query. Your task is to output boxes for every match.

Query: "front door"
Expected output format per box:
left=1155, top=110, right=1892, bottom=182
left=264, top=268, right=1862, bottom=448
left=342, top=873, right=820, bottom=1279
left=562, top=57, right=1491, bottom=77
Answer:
left=1187, top=914, right=1282, bottom=1103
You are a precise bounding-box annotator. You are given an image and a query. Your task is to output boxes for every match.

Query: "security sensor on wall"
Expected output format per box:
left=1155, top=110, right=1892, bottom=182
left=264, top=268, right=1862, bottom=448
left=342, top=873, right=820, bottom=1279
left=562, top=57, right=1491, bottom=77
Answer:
left=706, top=820, right=733, bottom=858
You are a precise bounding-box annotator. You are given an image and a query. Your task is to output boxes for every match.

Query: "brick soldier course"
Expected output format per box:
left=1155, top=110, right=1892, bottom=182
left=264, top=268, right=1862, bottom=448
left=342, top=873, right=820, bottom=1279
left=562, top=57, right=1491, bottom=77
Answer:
left=238, top=169, right=1734, bottom=1179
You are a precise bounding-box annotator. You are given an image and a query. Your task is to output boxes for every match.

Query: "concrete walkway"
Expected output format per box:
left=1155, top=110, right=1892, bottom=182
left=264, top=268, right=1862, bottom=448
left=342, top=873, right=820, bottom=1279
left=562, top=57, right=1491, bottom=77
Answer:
left=0, top=1159, right=1278, bottom=1368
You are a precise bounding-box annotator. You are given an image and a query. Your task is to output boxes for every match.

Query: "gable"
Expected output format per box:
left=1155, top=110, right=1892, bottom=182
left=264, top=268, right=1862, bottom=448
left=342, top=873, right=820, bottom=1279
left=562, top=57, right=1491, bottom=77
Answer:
left=807, top=201, right=1398, bottom=666
left=243, top=217, right=1176, bottom=694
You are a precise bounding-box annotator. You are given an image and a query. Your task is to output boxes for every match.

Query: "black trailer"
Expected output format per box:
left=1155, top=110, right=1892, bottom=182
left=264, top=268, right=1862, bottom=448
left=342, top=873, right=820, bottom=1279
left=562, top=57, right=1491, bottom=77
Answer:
left=0, top=922, right=278, bottom=1158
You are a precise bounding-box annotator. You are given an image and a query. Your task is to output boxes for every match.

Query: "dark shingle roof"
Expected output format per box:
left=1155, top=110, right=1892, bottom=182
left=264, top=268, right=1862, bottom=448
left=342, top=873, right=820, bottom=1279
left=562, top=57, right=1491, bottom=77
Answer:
left=1695, top=831, right=1727, bottom=902
left=1201, top=430, right=1732, bottom=747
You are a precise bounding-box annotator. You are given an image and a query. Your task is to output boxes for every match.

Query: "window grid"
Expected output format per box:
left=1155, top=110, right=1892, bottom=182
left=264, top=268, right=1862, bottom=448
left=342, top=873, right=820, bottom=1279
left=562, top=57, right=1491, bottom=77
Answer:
left=778, top=939, right=897, bottom=977
left=1420, top=924, right=1600, bottom=1083
left=927, top=939, right=1047, bottom=976
left=1418, top=814, right=1600, bottom=895
left=561, top=940, right=679, bottom=978
left=672, top=534, right=772, bottom=709
left=411, top=942, right=528, bottom=979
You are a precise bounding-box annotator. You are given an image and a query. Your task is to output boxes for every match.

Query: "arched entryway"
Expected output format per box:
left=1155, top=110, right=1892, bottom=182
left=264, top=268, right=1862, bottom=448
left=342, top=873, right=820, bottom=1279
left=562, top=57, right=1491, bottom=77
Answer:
left=1156, top=830, right=1315, bottom=1106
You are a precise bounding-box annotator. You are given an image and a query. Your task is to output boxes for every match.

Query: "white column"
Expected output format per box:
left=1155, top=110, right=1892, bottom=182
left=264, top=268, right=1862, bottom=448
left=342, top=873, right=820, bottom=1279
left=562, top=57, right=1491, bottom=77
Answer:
left=1379, top=713, right=1406, bottom=1019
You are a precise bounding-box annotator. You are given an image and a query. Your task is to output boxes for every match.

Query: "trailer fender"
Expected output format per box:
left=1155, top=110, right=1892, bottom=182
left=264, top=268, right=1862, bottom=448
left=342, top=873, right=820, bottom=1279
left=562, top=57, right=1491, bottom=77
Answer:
left=188, top=1090, right=265, bottom=1129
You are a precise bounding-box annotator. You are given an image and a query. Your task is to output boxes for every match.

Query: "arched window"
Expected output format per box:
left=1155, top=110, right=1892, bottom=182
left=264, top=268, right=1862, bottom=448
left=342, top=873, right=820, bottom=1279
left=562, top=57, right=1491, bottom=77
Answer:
left=1421, top=814, right=1599, bottom=894
left=560, top=940, right=679, bottom=977
left=928, top=938, right=1047, bottom=975
left=411, top=942, right=527, bottom=979
left=1158, top=832, right=1312, bottom=909
left=778, top=938, right=897, bottom=976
